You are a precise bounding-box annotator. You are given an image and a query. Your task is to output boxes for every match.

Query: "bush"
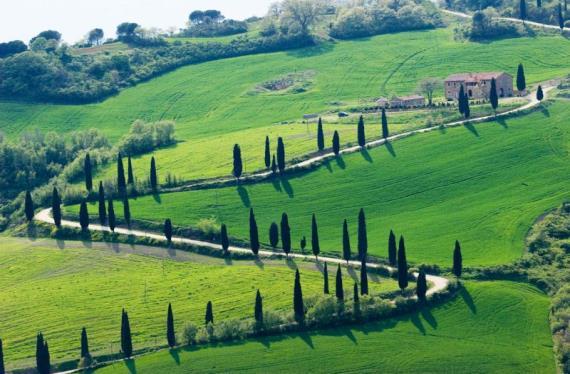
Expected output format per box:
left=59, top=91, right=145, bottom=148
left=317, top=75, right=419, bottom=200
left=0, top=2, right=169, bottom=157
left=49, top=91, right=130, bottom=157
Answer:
left=181, top=322, right=198, bottom=345
left=181, top=19, right=248, bottom=37
left=306, top=296, right=338, bottom=326
left=196, top=217, right=220, bottom=236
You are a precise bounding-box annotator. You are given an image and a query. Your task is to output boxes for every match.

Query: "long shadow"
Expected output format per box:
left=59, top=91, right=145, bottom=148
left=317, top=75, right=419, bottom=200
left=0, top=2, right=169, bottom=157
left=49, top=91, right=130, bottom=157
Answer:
left=125, top=358, right=137, bottom=374
left=258, top=337, right=271, bottom=348
left=385, top=141, right=396, bottom=157
left=167, top=246, right=177, bottom=258
left=169, top=348, right=181, bottom=365
left=347, top=266, right=358, bottom=281
left=541, top=106, right=550, bottom=117
left=152, top=192, right=162, bottom=204
left=254, top=257, right=264, bottom=269
left=360, top=148, right=373, bottom=163
left=420, top=307, right=438, bottom=329
left=224, top=255, right=233, bottom=266
left=56, top=239, right=65, bottom=249
left=460, top=287, right=477, bottom=314
left=271, top=178, right=282, bottom=192
left=463, top=122, right=479, bottom=137
left=497, top=116, right=508, bottom=129
left=298, top=331, right=315, bottom=349
left=237, top=185, right=251, bottom=208
left=26, top=222, right=37, bottom=241
left=335, top=156, right=346, bottom=169
left=281, top=177, right=294, bottom=198
left=286, top=257, right=297, bottom=270
left=410, top=313, right=426, bottom=335
left=81, top=231, right=92, bottom=248
left=324, top=161, right=333, bottom=173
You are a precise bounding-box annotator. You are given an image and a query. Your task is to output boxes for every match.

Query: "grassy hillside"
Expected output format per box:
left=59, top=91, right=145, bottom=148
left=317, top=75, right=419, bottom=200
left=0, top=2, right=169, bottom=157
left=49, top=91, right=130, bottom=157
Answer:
left=0, top=238, right=397, bottom=368
left=77, top=101, right=570, bottom=266
left=94, top=281, right=555, bottom=373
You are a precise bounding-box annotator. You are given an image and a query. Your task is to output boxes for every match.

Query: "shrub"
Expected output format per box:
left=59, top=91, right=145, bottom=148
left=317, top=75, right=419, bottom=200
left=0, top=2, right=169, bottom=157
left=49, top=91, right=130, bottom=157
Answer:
left=181, top=322, right=198, bottom=345
left=306, top=296, right=337, bottom=326
left=196, top=217, right=220, bottom=236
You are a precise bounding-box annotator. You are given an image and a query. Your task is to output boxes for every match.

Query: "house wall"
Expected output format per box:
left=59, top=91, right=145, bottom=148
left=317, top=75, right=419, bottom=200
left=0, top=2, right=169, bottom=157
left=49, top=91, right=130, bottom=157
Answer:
left=444, top=74, right=514, bottom=100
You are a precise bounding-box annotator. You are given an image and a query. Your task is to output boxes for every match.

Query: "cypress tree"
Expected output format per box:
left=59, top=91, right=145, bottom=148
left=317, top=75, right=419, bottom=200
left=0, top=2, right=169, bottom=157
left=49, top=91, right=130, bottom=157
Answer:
left=123, top=196, right=131, bottom=226
left=300, top=236, right=307, bottom=252
left=353, top=282, right=359, bottom=303
left=249, top=208, right=259, bottom=255
left=254, top=290, right=263, bottom=325
left=311, top=213, right=320, bottom=259
left=25, top=190, right=34, bottom=222
left=117, top=154, right=126, bottom=196
left=537, top=85, right=544, bottom=101
left=536, top=0, right=541, bottom=7
left=332, top=130, right=340, bottom=156
left=281, top=213, right=291, bottom=257
left=342, top=219, right=351, bottom=264
left=44, top=342, right=50, bottom=374
left=0, top=338, right=4, bottom=374
left=357, top=208, right=367, bottom=261
left=458, top=85, right=466, bottom=115
left=84, top=153, right=93, bottom=192
left=353, top=283, right=360, bottom=319
left=52, top=187, right=62, bottom=228
left=264, top=136, right=271, bottom=169
left=416, top=269, right=428, bottom=302
left=388, top=230, right=397, bottom=266
left=164, top=218, right=173, bottom=243
left=271, top=154, right=277, bottom=175
left=36, top=333, right=44, bottom=373
left=221, top=223, right=229, bottom=253
left=360, top=259, right=368, bottom=295
left=205, top=301, right=214, bottom=325
left=127, top=156, right=134, bottom=185
left=98, top=182, right=106, bottom=225
left=121, top=309, right=133, bottom=358
left=490, top=77, right=499, bottom=113
left=323, top=262, right=329, bottom=294
left=520, top=0, right=527, bottom=21
left=80, top=327, right=90, bottom=359
left=317, top=117, right=324, bottom=151
left=79, top=201, right=89, bottom=231
left=357, top=115, right=366, bottom=147
left=516, top=63, right=526, bottom=93
left=269, top=222, right=279, bottom=249
left=233, top=144, right=243, bottom=180
left=150, top=156, right=158, bottom=190
left=464, top=92, right=471, bottom=119
left=167, top=303, right=176, bottom=348
left=335, top=264, right=344, bottom=301
left=108, top=199, right=116, bottom=232
left=277, top=137, right=286, bottom=173
left=293, top=269, right=305, bottom=323
left=453, top=240, right=463, bottom=277
left=398, top=235, right=408, bottom=291
left=381, top=109, right=389, bottom=139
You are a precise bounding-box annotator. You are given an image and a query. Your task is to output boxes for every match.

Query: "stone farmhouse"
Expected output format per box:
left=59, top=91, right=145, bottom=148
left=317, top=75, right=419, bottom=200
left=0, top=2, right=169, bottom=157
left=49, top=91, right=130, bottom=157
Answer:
left=376, top=95, right=425, bottom=109
left=444, top=72, right=513, bottom=100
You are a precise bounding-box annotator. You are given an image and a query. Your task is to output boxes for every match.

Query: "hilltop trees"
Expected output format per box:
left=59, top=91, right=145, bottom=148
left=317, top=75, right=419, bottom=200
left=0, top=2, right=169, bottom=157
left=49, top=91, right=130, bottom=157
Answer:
left=25, top=191, right=34, bottom=222
left=249, top=208, right=260, bottom=255
left=88, top=28, right=104, bottom=46
left=360, top=259, right=368, bottom=295
left=255, top=290, right=263, bottom=326
left=269, top=222, right=279, bottom=248
left=342, top=219, right=351, bottom=264
left=398, top=235, right=408, bottom=291
left=490, top=77, right=499, bottom=113
left=453, top=240, right=463, bottom=277
left=293, top=269, right=304, bottom=323
left=335, top=264, right=344, bottom=301
left=317, top=117, right=325, bottom=151
left=98, top=182, right=106, bottom=225
left=265, top=136, right=271, bottom=169
left=205, top=301, right=214, bottom=325
left=52, top=187, right=62, bottom=228
left=416, top=269, right=428, bottom=302
left=311, top=213, right=320, bottom=259
left=164, top=219, right=173, bottom=243
left=121, top=309, right=133, bottom=358
left=517, top=63, right=526, bottom=93
left=281, top=213, right=291, bottom=257
left=36, top=333, right=50, bottom=374
left=357, top=115, right=366, bottom=147
left=358, top=208, right=367, bottom=261
left=233, top=144, right=243, bottom=180
left=221, top=223, right=229, bottom=253
left=277, top=137, right=286, bottom=173
left=117, top=154, right=126, bottom=196
left=537, top=85, right=544, bottom=101
left=381, top=109, right=389, bottom=139
left=388, top=230, right=397, bottom=266
left=281, top=0, right=324, bottom=35
left=79, top=201, right=89, bottom=231
left=332, top=130, right=340, bottom=156
left=323, top=262, right=330, bottom=294
left=167, top=303, right=176, bottom=347
left=80, top=328, right=90, bottom=360
left=150, top=157, right=158, bottom=190
left=108, top=199, right=116, bottom=232
left=84, top=153, right=93, bottom=192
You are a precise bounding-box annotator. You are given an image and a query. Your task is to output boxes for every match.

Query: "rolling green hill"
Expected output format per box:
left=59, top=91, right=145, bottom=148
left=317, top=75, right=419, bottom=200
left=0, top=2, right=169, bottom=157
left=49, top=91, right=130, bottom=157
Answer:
left=93, top=281, right=555, bottom=373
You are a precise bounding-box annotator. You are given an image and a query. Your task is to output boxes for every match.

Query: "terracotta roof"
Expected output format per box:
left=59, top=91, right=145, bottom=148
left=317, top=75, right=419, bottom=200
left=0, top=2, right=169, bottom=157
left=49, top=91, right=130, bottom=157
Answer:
left=445, top=72, right=510, bottom=82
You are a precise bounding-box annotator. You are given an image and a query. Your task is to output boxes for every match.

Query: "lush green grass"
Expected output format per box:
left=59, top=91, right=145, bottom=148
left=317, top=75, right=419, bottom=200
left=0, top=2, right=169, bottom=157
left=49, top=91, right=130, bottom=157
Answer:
left=76, top=101, right=570, bottom=266
left=0, top=238, right=397, bottom=369
left=94, top=281, right=555, bottom=373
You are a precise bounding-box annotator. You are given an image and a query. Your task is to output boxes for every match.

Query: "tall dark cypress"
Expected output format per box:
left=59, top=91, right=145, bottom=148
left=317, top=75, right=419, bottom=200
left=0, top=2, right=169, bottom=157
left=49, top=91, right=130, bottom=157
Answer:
left=25, top=190, right=34, bottom=222
left=121, top=309, right=133, bottom=358
left=281, top=213, right=291, bottom=257
left=271, top=154, right=277, bottom=175
left=233, top=144, right=243, bottom=180
left=381, top=109, right=389, bottom=139
left=221, top=223, right=229, bottom=253
left=249, top=208, right=259, bottom=255
left=127, top=156, right=134, bottom=185
left=388, top=230, right=397, bottom=266
left=311, top=213, right=320, bottom=259
left=490, top=77, right=498, bottom=113
left=398, top=236, right=408, bottom=291
left=269, top=222, right=279, bottom=248
left=107, top=199, right=116, bottom=232
left=79, top=201, right=89, bottom=231
left=205, top=301, right=214, bottom=325
left=537, top=85, right=544, bottom=102
left=559, top=2, right=565, bottom=29
left=536, top=0, right=541, bottom=7
left=464, top=91, right=471, bottom=119
left=117, top=153, right=126, bottom=196
left=164, top=218, right=173, bottom=243
left=360, top=259, right=368, bottom=295
left=357, top=115, right=365, bottom=147
left=342, top=219, right=351, bottom=264
left=293, top=269, right=304, bottom=323
left=458, top=85, right=466, bottom=115
left=519, top=0, right=527, bottom=21
left=300, top=236, right=307, bottom=252
left=353, top=283, right=360, bottom=318
left=357, top=208, right=367, bottom=261
left=317, top=117, right=325, bottom=151
left=84, top=153, right=93, bottom=192
left=36, top=333, right=44, bottom=373
left=98, top=182, right=106, bottom=225
left=123, top=196, right=131, bottom=226
left=264, top=136, right=271, bottom=169
left=516, top=63, right=526, bottom=93
left=332, top=130, right=340, bottom=156
left=0, top=338, right=4, bottom=374
left=323, top=262, right=329, bottom=294
left=44, top=342, right=50, bottom=374
left=335, top=264, right=344, bottom=301
left=80, top=327, right=90, bottom=359
left=453, top=240, right=463, bottom=277
left=167, top=303, right=176, bottom=348
left=353, top=283, right=359, bottom=303
left=416, top=269, right=428, bottom=302
left=52, top=187, right=62, bottom=228
left=255, top=290, right=263, bottom=325
left=277, top=137, right=286, bottom=173
left=150, top=156, right=158, bottom=190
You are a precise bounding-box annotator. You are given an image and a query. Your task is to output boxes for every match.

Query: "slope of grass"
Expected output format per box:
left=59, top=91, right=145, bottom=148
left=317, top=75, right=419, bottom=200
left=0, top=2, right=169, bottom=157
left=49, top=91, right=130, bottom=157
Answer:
left=0, top=238, right=397, bottom=369
left=78, top=101, right=570, bottom=266
left=94, top=281, right=555, bottom=373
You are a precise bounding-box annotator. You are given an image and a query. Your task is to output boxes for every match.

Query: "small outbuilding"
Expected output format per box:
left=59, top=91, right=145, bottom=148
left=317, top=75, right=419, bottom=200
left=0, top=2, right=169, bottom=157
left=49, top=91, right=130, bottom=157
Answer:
left=389, top=95, right=425, bottom=108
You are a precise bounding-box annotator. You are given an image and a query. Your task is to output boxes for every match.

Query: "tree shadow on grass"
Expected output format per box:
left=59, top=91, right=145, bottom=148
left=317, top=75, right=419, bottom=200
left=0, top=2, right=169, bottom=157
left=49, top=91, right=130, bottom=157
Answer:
left=26, top=222, right=37, bottom=241
left=281, top=177, right=294, bottom=198
left=541, top=105, right=550, bottom=118
left=360, top=148, right=373, bottom=163
left=125, top=358, right=137, bottom=374
left=497, top=116, right=508, bottom=129
left=385, top=141, right=396, bottom=157
left=224, top=254, right=233, bottom=266
left=420, top=307, right=438, bottom=329
left=463, top=122, right=479, bottom=137
left=285, top=257, right=297, bottom=270
left=298, top=331, right=315, bottom=349
left=56, top=239, right=65, bottom=249
left=169, top=348, right=180, bottom=366
left=271, top=178, right=282, bottom=192
left=237, top=185, right=251, bottom=208
left=254, top=257, right=264, bottom=269
left=460, top=287, right=477, bottom=314
left=347, top=266, right=358, bottom=281
left=410, top=313, right=426, bottom=335
left=152, top=192, right=162, bottom=204
left=324, top=161, right=333, bottom=173
left=81, top=230, right=92, bottom=248
left=335, top=156, right=346, bottom=169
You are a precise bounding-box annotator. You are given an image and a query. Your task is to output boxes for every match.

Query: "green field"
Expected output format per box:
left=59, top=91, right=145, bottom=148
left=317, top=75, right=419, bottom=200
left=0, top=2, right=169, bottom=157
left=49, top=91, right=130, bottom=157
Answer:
left=94, top=281, right=555, bottom=373
left=0, top=238, right=397, bottom=368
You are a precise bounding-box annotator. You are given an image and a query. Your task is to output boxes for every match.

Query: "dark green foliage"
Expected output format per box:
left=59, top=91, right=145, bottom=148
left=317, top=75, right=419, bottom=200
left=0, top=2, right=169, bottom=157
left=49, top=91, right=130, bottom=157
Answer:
left=0, top=338, right=4, bottom=374
left=52, top=187, right=62, bottom=228
left=559, top=4, right=565, bottom=29
left=281, top=213, right=291, bottom=256
left=360, top=259, right=369, bottom=295
left=36, top=332, right=50, bottom=374
left=357, top=208, right=367, bottom=261
left=458, top=85, right=466, bottom=115
left=117, top=154, right=126, bottom=196
left=353, top=283, right=359, bottom=303
left=150, top=156, right=158, bottom=190
left=381, top=109, right=389, bottom=139
left=490, top=78, right=498, bottom=112
left=107, top=199, right=116, bottom=232
left=221, top=223, right=229, bottom=252
left=79, top=201, right=89, bottom=231
left=335, top=264, right=344, bottom=301
left=357, top=115, right=366, bottom=147
left=205, top=301, right=214, bottom=325
left=323, top=262, right=330, bottom=294
left=388, top=230, right=397, bottom=266
left=293, top=269, right=305, bottom=323
left=123, top=196, right=131, bottom=226
left=271, top=154, right=277, bottom=174
left=255, top=290, right=263, bottom=325
left=84, top=153, right=93, bottom=191
left=311, top=213, right=320, bottom=259
left=453, top=240, right=463, bottom=277
left=24, top=190, right=34, bottom=222
left=264, top=136, right=271, bottom=169
left=167, top=303, right=176, bottom=347
left=0, top=40, right=27, bottom=58
left=416, top=269, right=428, bottom=302
left=233, top=144, right=243, bottom=180
left=80, top=327, right=90, bottom=359
left=317, top=117, right=325, bottom=151
left=127, top=156, right=134, bottom=185
left=537, top=0, right=541, bottom=7
left=164, top=219, right=173, bottom=243
left=121, top=309, right=133, bottom=358
left=342, top=219, right=351, bottom=263
left=249, top=208, right=260, bottom=255
left=332, top=130, right=340, bottom=156
left=517, top=63, right=526, bottom=92
left=398, top=235, right=409, bottom=291
left=537, top=85, right=544, bottom=101
left=269, top=222, right=279, bottom=248
left=277, top=137, right=286, bottom=173
left=98, top=182, right=106, bottom=225
left=464, top=94, right=471, bottom=118
left=519, top=0, right=527, bottom=21
left=300, top=236, right=307, bottom=252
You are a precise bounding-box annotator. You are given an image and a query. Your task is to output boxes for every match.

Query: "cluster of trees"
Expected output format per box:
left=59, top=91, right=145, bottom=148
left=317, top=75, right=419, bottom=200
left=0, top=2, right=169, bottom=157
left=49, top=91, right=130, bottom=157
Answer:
left=458, top=8, right=526, bottom=39
left=116, top=120, right=175, bottom=157
left=182, top=10, right=248, bottom=37
left=260, top=0, right=330, bottom=37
